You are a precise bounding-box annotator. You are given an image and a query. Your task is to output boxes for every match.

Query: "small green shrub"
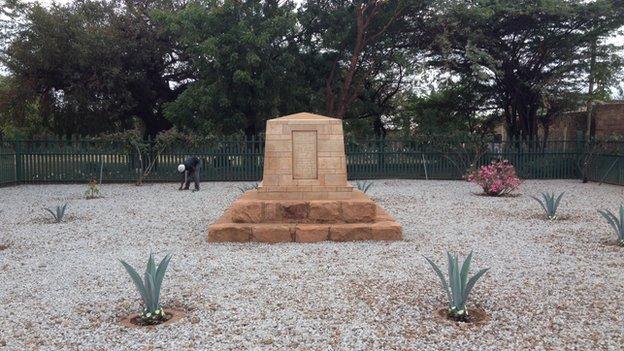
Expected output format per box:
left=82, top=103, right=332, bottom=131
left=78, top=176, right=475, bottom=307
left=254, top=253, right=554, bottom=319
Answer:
left=598, top=205, right=624, bottom=246
left=355, top=180, right=374, bottom=193
left=85, top=178, right=101, bottom=199
left=45, top=203, right=68, bottom=223
left=424, top=251, right=489, bottom=321
left=530, top=192, right=565, bottom=220
left=236, top=182, right=259, bottom=193
left=120, top=253, right=173, bottom=325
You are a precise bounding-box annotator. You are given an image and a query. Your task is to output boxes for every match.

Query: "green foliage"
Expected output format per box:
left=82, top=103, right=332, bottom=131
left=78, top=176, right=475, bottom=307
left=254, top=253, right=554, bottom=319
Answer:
left=424, top=252, right=489, bottom=321
left=298, top=0, right=427, bottom=123
left=354, top=180, right=374, bottom=193
left=530, top=192, right=565, bottom=220
left=432, top=0, right=624, bottom=140
left=1, top=0, right=179, bottom=137
left=100, top=128, right=196, bottom=185
left=236, top=182, right=259, bottom=193
left=0, top=0, right=27, bottom=54
left=45, top=203, right=68, bottom=223
left=1, top=0, right=623, bottom=140
left=397, top=84, right=495, bottom=136
left=598, top=205, right=624, bottom=246
left=119, top=253, right=172, bottom=325
left=160, top=0, right=310, bottom=137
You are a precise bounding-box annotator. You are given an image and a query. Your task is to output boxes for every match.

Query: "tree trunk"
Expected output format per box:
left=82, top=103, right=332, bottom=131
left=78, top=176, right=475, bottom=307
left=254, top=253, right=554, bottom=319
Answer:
left=586, top=40, right=597, bottom=141
left=324, top=1, right=400, bottom=119
left=373, top=115, right=386, bottom=138
left=244, top=115, right=257, bottom=139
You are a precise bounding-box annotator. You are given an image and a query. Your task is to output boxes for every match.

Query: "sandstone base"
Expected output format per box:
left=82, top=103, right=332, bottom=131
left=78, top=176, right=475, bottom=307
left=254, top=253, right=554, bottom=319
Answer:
left=207, top=190, right=402, bottom=243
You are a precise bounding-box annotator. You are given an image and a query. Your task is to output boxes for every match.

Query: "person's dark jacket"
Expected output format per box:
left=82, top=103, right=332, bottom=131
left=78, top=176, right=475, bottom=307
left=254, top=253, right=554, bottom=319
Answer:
left=184, top=156, right=201, bottom=172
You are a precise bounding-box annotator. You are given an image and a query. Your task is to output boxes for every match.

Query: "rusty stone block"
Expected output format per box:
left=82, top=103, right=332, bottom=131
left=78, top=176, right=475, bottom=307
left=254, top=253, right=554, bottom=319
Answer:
left=341, top=201, right=376, bottom=223
left=208, top=223, right=251, bottom=242
left=308, top=201, right=341, bottom=223
left=329, top=224, right=373, bottom=242
left=295, top=225, right=330, bottom=243
left=251, top=225, right=293, bottom=243
left=230, top=201, right=264, bottom=223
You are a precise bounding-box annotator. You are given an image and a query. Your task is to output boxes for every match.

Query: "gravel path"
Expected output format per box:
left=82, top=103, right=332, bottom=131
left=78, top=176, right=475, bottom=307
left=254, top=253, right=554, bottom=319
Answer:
left=0, top=180, right=623, bottom=350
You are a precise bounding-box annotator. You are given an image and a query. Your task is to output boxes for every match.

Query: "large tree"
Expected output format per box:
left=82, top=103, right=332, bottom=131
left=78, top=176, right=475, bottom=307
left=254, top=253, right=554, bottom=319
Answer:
left=1, top=0, right=182, bottom=138
left=298, top=0, right=434, bottom=135
left=160, top=0, right=311, bottom=137
left=431, top=0, right=624, bottom=140
left=396, top=81, right=495, bottom=137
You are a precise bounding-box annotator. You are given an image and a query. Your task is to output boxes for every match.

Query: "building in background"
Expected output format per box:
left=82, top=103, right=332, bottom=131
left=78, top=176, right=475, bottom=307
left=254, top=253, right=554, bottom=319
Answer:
left=495, top=101, right=624, bottom=142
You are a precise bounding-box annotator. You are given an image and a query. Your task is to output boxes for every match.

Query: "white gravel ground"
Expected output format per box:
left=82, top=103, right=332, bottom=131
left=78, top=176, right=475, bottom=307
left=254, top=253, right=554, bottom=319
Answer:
left=1, top=180, right=623, bottom=350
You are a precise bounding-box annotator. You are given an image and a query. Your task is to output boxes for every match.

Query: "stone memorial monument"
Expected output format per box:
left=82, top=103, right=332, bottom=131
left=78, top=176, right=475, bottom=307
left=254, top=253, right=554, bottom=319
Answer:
left=207, top=112, right=402, bottom=243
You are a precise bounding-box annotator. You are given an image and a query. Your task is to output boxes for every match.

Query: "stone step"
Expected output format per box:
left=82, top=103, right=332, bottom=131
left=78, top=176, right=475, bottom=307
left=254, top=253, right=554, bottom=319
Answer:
left=207, top=221, right=402, bottom=243
left=220, top=190, right=381, bottom=224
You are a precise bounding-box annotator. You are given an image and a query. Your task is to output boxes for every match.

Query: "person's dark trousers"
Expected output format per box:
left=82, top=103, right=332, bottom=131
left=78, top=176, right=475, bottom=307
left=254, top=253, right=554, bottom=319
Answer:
left=184, top=169, right=200, bottom=191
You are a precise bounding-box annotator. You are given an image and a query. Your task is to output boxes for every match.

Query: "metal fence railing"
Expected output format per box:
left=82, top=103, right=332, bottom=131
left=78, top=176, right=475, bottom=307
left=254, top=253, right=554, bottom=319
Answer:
left=588, top=154, right=624, bottom=185
left=0, top=138, right=622, bottom=186
left=0, top=142, right=17, bottom=186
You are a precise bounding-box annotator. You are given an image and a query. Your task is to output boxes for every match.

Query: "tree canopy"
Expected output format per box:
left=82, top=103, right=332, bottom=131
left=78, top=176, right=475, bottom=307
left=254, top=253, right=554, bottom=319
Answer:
left=0, top=0, right=622, bottom=140
left=429, top=0, right=624, bottom=140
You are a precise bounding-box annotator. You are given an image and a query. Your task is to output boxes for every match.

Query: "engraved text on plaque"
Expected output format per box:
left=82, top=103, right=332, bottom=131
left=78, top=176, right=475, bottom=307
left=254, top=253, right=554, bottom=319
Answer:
left=292, top=131, right=317, bottom=179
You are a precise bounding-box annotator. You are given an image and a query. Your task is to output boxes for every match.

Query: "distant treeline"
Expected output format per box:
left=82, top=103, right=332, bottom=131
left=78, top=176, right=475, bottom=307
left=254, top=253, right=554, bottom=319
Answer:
left=1, top=0, right=623, bottom=140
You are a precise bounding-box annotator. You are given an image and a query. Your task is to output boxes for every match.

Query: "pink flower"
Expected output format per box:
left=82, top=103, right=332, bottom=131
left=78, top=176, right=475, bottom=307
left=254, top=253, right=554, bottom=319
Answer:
left=466, top=160, right=521, bottom=196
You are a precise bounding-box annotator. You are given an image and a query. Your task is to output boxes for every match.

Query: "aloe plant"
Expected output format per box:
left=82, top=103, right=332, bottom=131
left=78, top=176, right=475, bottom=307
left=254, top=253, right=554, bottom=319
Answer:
left=598, top=205, right=624, bottom=246
left=45, top=203, right=68, bottom=223
left=424, top=252, right=489, bottom=321
left=120, top=253, right=172, bottom=324
left=530, top=192, right=564, bottom=220
left=355, top=180, right=374, bottom=193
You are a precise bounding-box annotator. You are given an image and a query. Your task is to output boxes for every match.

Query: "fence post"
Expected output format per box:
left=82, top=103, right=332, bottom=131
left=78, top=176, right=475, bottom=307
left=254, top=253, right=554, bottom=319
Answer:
left=14, top=138, right=22, bottom=183
left=377, top=138, right=385, bottom=178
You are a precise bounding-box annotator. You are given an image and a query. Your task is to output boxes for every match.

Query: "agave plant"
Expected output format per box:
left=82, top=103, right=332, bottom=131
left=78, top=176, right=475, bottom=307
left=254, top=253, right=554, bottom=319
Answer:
left=530, top=192, right=564, bottom=220
left=236, top=182, right=259, bottom=193
left=598, top=205, right=624, bottom=246
left=120, top=253, right=172, bottom=324
left=424, top=252, right=489, bottom=321
left=45, top=203, right=68, bottom=223
left=355, top=180, right=374, bottom=193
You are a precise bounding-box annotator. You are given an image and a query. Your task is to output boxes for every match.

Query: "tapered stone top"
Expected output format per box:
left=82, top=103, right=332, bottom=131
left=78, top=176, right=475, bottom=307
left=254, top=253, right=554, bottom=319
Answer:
left=258, top=112, right=352, bottom=199
left=269, top=112, right=341, bottom=121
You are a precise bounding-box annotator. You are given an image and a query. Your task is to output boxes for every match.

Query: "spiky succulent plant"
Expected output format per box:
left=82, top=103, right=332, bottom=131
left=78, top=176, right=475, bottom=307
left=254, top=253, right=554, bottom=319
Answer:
left=530, top=192, right=564, bottom=220
left=120, top=253, right=172, bottom=324
left=424, top=252, right=489, bottom=321
left=45, top=203, right=68, bottom=223
left=598, top=205, right=624, bottom=246
left=355, top=180, right=374, bottom=193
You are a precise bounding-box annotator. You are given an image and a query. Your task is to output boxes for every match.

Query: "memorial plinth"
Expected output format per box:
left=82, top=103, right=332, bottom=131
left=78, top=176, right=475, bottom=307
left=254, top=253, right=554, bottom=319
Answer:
left=207, top=112, right=402, bottom=243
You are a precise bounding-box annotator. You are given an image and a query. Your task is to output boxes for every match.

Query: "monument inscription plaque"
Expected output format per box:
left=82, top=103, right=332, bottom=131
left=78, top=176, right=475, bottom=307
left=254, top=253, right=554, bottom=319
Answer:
left=292, top=131, right=317, bottom=179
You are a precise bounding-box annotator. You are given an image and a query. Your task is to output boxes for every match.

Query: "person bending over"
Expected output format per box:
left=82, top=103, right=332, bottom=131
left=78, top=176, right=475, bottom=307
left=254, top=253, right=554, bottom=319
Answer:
left=178, top=156, right=201, bottom=191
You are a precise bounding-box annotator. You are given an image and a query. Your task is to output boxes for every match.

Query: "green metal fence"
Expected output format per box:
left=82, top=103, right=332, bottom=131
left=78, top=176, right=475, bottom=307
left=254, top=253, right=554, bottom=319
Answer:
left=587, top=154, right=624, bottom=185
left=0, top=139, right=264, bottom=184
left=0, top=142, right=16, bottom=185
left=0, top=138, right=622, bottom=186
left=344, top=139, right=584, bottom=180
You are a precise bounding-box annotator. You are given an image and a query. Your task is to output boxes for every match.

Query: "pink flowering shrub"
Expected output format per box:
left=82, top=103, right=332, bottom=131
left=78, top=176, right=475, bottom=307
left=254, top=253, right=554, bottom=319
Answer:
left=466, top=160, right=521, bottom=196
